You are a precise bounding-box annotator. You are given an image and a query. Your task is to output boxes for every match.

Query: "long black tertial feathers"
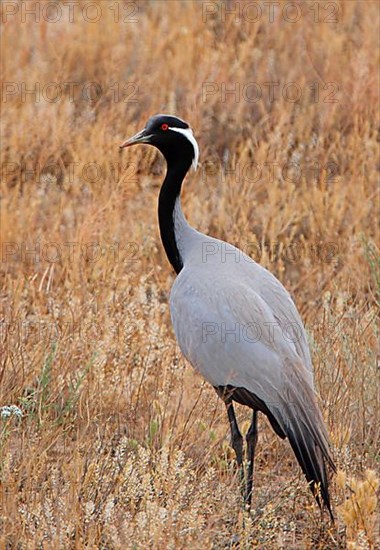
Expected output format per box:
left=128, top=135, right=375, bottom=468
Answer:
left=216, top=384, right=335, bottom=518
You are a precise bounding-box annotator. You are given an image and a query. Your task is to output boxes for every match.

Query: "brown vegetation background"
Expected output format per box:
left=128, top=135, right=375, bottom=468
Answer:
left=1, top=0, right=379, bottom=548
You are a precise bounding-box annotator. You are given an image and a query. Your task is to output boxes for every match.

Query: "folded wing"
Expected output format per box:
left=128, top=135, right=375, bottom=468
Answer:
left=170, top=266, right=335, bottom=514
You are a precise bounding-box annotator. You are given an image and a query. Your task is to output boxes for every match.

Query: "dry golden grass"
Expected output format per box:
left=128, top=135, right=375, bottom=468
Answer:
left=1, top=0, right=379, bottom=548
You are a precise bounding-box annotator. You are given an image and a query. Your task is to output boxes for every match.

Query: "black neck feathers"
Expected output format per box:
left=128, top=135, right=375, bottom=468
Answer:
left=157, top=136, right=194, bottom=275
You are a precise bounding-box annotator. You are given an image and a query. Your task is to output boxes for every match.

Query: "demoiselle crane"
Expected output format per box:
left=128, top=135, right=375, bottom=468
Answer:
left=120, top=114, right=336, bottom=517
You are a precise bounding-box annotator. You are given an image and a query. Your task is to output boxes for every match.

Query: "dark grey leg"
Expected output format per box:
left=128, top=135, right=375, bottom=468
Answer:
left=245, top=410, right=258, bottom=508
left=225, top=401, right=244, bottom=493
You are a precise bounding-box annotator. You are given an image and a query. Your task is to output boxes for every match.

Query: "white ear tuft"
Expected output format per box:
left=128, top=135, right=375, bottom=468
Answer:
left=169, top=127, right=199, bottom=171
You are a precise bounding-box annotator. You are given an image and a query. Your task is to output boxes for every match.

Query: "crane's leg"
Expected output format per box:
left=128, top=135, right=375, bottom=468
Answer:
left=225, top=401, right=244, bottom=494
left=245, top=410, right=258, bottom=509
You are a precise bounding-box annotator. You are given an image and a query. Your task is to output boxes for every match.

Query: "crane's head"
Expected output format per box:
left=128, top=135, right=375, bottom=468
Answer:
left=120, top=114, right=199, bottom=171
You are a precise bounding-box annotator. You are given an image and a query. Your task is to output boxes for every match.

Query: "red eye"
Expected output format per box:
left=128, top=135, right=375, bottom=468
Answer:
left=161, top=123, right=169, bottom=131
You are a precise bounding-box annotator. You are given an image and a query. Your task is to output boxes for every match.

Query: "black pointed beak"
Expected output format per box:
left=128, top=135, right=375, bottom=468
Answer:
left=119, top=128, right=153, bottom=149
